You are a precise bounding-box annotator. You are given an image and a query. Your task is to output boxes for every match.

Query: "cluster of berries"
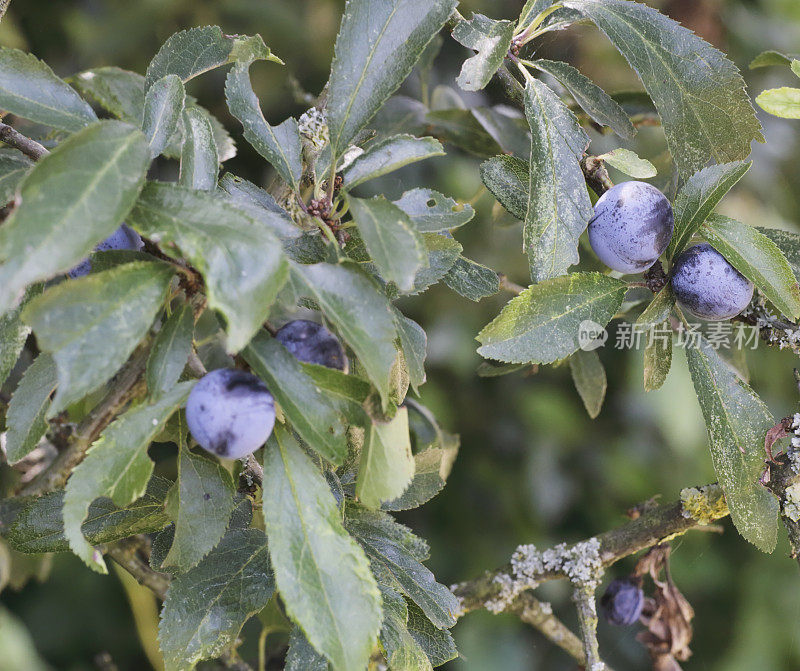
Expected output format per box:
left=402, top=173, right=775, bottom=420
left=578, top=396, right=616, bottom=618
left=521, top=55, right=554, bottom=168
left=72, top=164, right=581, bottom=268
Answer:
left=590, top=181, right=753, bottom=320
left=185, top=320, right=346, bottom=458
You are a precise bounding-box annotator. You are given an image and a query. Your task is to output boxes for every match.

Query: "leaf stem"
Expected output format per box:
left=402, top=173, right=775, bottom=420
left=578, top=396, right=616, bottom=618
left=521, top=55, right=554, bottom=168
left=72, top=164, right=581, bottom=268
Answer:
left=498, top=274, right=526, bottom=295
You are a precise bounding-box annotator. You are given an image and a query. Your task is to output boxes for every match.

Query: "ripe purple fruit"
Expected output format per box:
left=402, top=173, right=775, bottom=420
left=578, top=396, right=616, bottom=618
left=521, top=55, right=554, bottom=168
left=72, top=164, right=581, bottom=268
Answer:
left=275, top=319, right=348, bottom=371
left=69, top=224, right=144, bottom=278
left=600, top=578, right=644, bottom=626
left=670, top=243, right=753, bottom=321
left=185, top=369, right=275, bottom=459
left=588, top=181, right=674, bottom=274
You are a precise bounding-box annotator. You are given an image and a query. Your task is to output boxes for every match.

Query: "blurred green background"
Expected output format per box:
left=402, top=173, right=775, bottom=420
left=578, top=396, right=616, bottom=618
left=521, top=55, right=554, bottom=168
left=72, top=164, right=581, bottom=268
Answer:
left=3, top=1, right=800, bottom=669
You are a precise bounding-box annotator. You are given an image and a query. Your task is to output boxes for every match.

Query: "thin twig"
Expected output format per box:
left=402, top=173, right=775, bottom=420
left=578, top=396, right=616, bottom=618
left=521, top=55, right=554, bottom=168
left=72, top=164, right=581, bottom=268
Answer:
left=0, top=122, right=49, bottom=161
left=572, top=582, right=604, bottom=670
left=105, top=536, right=170, bottom=600
left=508, top=592, right=617, bottom=670
left=17, top=343, right=151, bottom=496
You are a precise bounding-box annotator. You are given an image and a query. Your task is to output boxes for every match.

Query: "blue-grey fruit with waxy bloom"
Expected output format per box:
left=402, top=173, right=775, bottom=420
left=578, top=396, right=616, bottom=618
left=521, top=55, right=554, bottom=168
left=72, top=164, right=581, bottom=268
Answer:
left=600, top=578, right=644, bottom=626
left=69, top=224, right=144, bottom=278
left=670, top=243, right=753, bottom=321
left=275, top=319, right=348, bottom=371
left=185, top=369, right=275, bottom=459
left=588, top=181, right=674, bottom=274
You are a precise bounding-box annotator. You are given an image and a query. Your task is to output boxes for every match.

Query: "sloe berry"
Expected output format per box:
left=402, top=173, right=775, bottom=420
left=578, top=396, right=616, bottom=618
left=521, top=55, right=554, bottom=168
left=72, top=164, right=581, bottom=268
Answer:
left=275, top=319, right=348, bottom=371
left=588, top=181, right=674, bottom=274
left=670, top=243, right=753, bottom=321
left=185, top=369, right=275, bottom=459
left=69, top=224, right=144, bottom=278
left=600, top=578, right=644, bottom=626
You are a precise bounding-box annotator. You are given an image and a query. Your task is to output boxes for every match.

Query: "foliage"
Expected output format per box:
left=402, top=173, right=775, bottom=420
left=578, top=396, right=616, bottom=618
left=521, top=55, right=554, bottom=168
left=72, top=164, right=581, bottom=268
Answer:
left=1, top=1, right=800, bottom=670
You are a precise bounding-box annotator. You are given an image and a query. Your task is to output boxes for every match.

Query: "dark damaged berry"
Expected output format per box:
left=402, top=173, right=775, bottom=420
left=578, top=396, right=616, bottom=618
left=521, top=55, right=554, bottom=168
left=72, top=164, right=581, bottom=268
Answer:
left=600, top=578, right=644, bottom=626
left=185, top=369, right=275, bottom=459
left=275, top=319, right=348, bottom=371
left=588, top=181, right=674, bottom=274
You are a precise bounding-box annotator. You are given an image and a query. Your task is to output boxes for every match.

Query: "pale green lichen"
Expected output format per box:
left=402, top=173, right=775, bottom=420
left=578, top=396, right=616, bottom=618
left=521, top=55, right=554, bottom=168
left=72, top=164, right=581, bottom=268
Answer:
left=680, top=484, right=728, bottom=524
left=783, top=482, right=800, bottom=522
left=483, top=538, right=603, bottom=614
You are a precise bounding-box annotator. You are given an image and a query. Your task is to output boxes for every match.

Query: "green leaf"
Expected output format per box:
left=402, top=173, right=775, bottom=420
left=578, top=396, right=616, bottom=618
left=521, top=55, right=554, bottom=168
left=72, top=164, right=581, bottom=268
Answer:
left=0, top=606, right=51, bottom=671
left=636, top=286, right=675, bottom=329
left=142, top=74, right=185, bottom=159
left=750, top=50, right=796, bottom=69
left=158, top=529, right=274, bottom=671
left=394, top=311, right=427, bottom=394
left=0, top=149, right=32, bottom=204
left=569, top=349, right=606, bottom=419
left=524, top=78, right=592, bottom=282
left=393, top=188, right=474, bottom=233
left=563, top=0, right=763, bottom=176
left=532, top=59, right=634, bottom=139
left=145, top=26, right=278, bottom=90
left=472, top=106, right=531, bottom=158
left=218, top=172, right=289, bottom=216
left=342, top=135, right=444, bottom=192
left=292, top=262, right=398, bottom=408
left=179, top=107, right=219, bottom=191
left=598, top=148, right=656, bottom=179
left=129, top=182, right=289, bottom=353
left=262, top=427, right=381, bottom=671
left=406, top=601, right=457, bottom=665
left=685, top=336, right=779, bottom=552
left=379, top=585, right=432, bottom=671
left=357, top=407, right=415, bottom=508
left=756, top=227, right=800, bottom=282
left=643, top=321, right=672, bottom=392
left=162, top=447, right=237, bottom=570
left=71, top=68, right=235, bottom=161
left=327, top=0, right=457, bottom=160
left=452, top=14, right=515, bottom=92
left=300, top=363, right=371, bottom=408
left=147, top=304, right=194, bottom=399
left=409, top=234, right=461, bottom=295
left=345, top=503, right=458, bottom=629
left=349, top=196, right=426, bottom=292
left=425, top=109, right=503, bottom=157
left=443, top=256, right=499, bottom=301
left=62, top=382, right=193, bottom=572
left=518, top=1, right=559, bottom=30
left=217, top=174, right=302, bottom=246
left=5, top=354, right=57, bottom=464
left=755, top=87, right=800, bottom=119
left=667, top=161, right=751, bottom=259
left=477, top=272, right=627, bottom=364
left=382, top=448, right=449, bottom=512
left=0, top=120, right=151, bottom=314
left=701, top=215, right=800, bottom=320
left=23, top=262, right=173, bottom=415
left=480, top=155, right=528, bottom=220
left=5, top=476, right=171, bottom=554
left=792, top=60, right=800, bottom=79
left=0, top=48, right=97, bottom=131
left=71, top=66, right=144, bottom=123
left=243, top=331, right=349, bottom=465
left=225, top=62, right=302, bottom=191
left=285, top=628, right=331, bottom=671
left=0, top=289, right=35, bottom=388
